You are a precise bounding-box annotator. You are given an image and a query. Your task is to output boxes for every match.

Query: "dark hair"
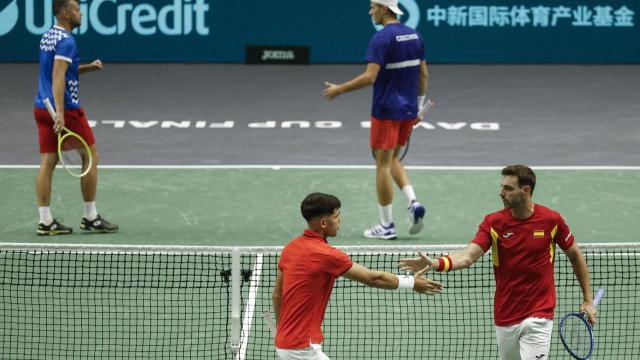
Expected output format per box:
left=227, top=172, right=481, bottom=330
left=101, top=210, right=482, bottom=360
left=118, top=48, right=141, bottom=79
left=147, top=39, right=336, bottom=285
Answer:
left=54, top=0, right=75, bottom=16
left=501, top=165, right=536, bottom=194
left=300, top=193, right=341, bottom=222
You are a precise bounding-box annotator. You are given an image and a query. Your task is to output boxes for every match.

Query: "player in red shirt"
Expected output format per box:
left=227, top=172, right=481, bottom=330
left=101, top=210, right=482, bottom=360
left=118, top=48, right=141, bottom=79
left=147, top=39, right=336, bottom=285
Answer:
left=400, top=165, right=597, bottom=360
left=272, top=192, right=443, bottom=359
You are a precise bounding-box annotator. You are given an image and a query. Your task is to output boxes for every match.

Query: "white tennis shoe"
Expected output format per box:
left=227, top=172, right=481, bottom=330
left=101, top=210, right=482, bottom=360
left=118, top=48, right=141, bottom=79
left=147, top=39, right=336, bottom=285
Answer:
left=363, top=223, right=397, bottom=240
left=408, top=200, right=426, bottom=235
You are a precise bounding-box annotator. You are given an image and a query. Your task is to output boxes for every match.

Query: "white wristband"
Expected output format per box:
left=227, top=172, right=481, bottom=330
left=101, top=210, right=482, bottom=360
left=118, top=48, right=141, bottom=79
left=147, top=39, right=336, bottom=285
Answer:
left=397, top=275, right=415, bottom=290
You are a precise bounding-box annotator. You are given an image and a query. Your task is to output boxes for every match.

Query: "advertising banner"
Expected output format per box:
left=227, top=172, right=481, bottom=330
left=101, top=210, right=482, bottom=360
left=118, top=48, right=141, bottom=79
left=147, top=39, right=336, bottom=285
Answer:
left=0, top=0, right=637, bottom=63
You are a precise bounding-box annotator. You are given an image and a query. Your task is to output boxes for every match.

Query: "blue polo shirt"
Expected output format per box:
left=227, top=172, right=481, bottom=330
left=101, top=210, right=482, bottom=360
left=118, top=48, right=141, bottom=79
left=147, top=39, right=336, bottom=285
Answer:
left=366, top=23, right=424, bottom=120
left=35, top=26, right=81, bottom=110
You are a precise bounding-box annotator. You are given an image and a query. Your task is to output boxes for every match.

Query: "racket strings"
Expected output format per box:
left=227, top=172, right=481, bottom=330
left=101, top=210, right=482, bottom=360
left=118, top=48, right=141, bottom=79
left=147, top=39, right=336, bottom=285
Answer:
left=59, top=133, right=89, bottom=172
left=562, top=315, right=592, bottom=357
left=60, top=133, right=83, bottom=151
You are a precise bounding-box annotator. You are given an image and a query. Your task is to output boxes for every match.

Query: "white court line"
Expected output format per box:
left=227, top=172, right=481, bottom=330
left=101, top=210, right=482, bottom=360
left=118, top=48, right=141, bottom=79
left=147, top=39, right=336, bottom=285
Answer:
left=236, top=254, right=263, bottom=360
left=1, top=165, right=640, bottom=170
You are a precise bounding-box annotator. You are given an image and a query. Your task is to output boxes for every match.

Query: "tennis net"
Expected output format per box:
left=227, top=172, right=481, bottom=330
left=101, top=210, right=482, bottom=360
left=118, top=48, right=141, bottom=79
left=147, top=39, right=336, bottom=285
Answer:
left=0, top=243, right=638, bottom=359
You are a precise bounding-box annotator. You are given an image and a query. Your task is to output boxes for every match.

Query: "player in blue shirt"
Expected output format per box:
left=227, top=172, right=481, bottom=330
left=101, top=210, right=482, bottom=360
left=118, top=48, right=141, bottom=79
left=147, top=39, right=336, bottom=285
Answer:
left=323, top=0, right=429, bottom=240
left=33, top=0, right=117, bottom=235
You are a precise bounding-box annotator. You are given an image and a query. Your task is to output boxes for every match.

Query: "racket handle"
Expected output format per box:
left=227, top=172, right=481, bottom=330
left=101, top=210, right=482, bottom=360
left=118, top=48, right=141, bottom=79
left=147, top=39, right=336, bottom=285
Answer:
left=263, top=311, right=277, bottom=336
left=594, top=288, right=605, bottom=307
left=422, top=98, right=433, bottom=111
left=43, top=98, right=57, bottom=119
left=418, top=98, right=433, bottom=120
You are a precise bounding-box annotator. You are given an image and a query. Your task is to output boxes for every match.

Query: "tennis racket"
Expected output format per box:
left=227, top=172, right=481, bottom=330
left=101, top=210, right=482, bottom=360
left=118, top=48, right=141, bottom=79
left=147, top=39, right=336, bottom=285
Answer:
left=263, top=311, right=277, bottom=337
left=559, top=288, right=605, bottom=360
left=371, top=98, right=433, bottom=162
left=43, top=98, right=93, bottom=178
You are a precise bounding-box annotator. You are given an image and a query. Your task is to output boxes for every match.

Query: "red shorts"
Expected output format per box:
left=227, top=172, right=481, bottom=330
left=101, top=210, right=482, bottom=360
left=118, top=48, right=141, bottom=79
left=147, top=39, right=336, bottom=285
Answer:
left=370, top=117, right=415, bottom=149
left=34, top=107, right=95, bottom=154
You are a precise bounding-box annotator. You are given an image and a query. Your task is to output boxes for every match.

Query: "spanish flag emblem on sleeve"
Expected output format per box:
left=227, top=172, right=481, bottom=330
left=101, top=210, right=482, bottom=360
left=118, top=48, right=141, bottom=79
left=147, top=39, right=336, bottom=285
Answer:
left=533, top=230, right=545, bottom=238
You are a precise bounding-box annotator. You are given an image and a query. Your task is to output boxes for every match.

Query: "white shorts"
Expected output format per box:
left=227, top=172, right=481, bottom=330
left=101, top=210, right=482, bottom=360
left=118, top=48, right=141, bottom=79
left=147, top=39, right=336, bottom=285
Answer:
left=276, top=344, right=330, bottom=360
left=495, top=317, right=553, bottom=360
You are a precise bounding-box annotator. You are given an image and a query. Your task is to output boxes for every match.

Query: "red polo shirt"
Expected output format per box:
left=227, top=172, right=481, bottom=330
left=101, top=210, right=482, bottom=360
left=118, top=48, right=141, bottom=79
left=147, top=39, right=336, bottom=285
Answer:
left=472, top=204, right=575, bottom=326
left=275, top=229, right=353, bottom=349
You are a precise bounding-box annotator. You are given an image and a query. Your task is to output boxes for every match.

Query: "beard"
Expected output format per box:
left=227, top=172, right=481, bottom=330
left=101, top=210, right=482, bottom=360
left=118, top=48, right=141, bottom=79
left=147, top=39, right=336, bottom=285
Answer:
left=502, top=193, right=526, bottom=209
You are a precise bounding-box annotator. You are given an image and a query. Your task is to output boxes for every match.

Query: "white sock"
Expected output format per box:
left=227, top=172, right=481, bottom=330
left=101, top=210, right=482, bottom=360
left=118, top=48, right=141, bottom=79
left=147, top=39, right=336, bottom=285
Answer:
left=378, top=204, right=393, bottom=227
left=401, top=185, right=417, bottom=207
left=39, top=207, right=53, bottom=225
left=84, top=201, right=98, bottom=221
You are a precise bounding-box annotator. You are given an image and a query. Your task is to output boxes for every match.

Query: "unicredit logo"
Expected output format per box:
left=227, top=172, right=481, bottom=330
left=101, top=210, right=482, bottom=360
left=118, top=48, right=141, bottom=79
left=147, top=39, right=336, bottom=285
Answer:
left=0, top=0, right=210, bottom=37
left=0, top=0, right=19, bottom=36
left=372, top=0, right=421, bottom=31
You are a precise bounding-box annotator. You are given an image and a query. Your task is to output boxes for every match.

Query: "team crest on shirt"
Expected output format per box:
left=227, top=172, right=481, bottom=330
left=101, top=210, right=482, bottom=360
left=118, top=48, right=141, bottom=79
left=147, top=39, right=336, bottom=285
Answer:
left=533, top=230, right=545, bottom=238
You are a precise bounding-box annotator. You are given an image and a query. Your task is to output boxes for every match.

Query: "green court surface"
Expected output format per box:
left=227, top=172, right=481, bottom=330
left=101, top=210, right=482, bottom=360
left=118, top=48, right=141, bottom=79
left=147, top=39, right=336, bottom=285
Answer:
left=2, top=167, right=639, bottom=359
left=1, top=167, right=639, bottom=246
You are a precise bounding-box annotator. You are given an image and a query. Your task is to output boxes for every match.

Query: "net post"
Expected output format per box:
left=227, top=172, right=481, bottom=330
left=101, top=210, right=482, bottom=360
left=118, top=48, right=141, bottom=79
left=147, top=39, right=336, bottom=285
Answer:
left=230, top=247, right=241, bottom=354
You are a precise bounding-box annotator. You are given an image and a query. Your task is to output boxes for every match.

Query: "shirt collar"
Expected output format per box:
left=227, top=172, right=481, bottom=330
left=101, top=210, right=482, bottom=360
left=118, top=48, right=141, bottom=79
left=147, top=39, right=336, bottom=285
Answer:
left=508, top=203, right=537, bottom=221
left=303, top=229, right=327, bottom=243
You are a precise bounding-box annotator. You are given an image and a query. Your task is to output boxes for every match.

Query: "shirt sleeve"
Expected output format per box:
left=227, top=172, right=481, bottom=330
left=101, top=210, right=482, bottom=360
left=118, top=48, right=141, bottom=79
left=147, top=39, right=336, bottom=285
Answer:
left=324, top=248, right=353, bottom=277
left=55, top=37, right=75, bottom=63
left=471, top=216, right=492, bottom=252
left=554, top=215, right=575, bottom=250
left=365, top=33, right=387, bottom=65
left=277, top=246, right=287, bottom=271
left=417, top=33, right=426, bottom=60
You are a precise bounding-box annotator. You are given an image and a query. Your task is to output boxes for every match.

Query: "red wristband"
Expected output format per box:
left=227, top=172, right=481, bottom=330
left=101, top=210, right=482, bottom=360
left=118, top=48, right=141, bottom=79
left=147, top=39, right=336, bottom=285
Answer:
left=437, top=256, right=453, bottom=272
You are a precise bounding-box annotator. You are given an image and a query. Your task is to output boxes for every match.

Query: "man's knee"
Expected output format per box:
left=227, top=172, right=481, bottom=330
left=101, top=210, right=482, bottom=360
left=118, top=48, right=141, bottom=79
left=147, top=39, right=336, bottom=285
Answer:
left=374, top=148, right=394, bottom=167
left=89, top=146, right=100, bottom=164
left=39, top=153, right=58, bottom=171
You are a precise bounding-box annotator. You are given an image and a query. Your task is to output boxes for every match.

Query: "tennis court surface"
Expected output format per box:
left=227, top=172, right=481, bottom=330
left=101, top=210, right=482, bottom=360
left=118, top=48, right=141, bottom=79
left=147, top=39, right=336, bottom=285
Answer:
left=1, top=64, right=639, bottom=359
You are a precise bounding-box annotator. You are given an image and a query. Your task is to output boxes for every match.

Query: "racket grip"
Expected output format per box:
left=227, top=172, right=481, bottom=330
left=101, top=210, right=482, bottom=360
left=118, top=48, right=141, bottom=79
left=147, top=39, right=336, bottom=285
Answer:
left=43, top=98, right=57, bottom=119
left=594, top=288, right=605, bottom=307
left=263, top=311, right=277, bottom=336
left=418, top=98, right=433, bottom=120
